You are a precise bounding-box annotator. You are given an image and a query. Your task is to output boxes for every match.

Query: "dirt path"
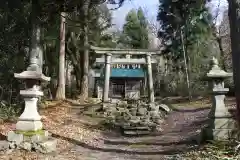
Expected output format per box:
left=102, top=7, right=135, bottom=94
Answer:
left=0, top=101, right=212, bottom=160
left=66, top=105, right=211, bottom=160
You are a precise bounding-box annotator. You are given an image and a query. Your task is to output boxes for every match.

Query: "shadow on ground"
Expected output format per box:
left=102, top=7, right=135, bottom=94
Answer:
left=51, top=132, right=200, bottom=155
left=48, top=102, right=212, bottom=156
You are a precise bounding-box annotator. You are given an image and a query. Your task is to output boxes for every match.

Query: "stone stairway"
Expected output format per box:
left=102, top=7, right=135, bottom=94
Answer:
left=95, top=108, right=210, bottom=154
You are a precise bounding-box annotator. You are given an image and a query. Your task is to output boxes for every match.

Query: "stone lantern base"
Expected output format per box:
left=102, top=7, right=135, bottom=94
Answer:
left=6, top=130, right=57, bottom=153
left=204, top=117, right=236, bottom=141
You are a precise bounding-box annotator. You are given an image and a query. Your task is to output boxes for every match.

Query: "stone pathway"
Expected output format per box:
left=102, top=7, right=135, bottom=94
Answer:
left=67, top=105, right=210, bottom=160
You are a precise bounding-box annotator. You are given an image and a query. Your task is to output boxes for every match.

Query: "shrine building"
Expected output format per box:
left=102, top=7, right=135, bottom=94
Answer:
left=93, top=55, right=146, bottom=100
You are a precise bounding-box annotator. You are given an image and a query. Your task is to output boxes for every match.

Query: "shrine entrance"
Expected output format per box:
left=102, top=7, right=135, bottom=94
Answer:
left=91, top=45, right=161, bottom=104
left=111, top=78, right=125, bottom=98
left=110, top=78, right=144, bottom=99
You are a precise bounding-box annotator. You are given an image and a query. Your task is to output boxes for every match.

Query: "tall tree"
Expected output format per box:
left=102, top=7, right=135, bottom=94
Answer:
left=0, top=0, right=126, bottom=94
left=157, top=0, right=213, bottom=96
left=55, top=12, right=66, bottom=100
left=119, top=8, right=149, bottom=49
left=228, top=0, right=240, bottom=123
left=157, top=0, right=211, bottom=57
left=79, top=0, right=91, bottom=101
left=66, top=3, right=114, bottom=98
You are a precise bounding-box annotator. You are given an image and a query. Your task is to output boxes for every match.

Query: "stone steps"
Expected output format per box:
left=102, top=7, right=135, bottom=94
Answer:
left=103, top=134, right=182, bottom=145
left=121, top=126, right=151, bottom=136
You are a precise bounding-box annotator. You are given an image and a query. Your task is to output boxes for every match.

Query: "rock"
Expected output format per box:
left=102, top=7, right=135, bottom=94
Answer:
left=129, top=116, right=140, bottom=124
left=9, top=142, right=16, bottom=149
left=149, top=111, right=160, bottom=118
left=7, top=131, right=23, bottom=145
left=117, top=107, right=126, bottom=113
left=19, top=142, right=32, bottom=151
left=155, top=126, right=163, bottom=132
left=0, top=141, right=9, bottom=151
left=33, top=138, right=57, bottom=153
left=155, top=119, right=164, bottom=125
left=149, top=103, right=158, bottom=111
left=158, top=104, right=171, bottom=113
left=130, top=108, right=137, bottom=116
left=137, top=107, right=147, bottom=116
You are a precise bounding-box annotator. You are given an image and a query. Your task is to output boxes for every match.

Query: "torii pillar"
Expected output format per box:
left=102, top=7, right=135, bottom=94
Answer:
left=102, top=53, right=112, bottom=106
left=146, top=53, right=155, bottom=103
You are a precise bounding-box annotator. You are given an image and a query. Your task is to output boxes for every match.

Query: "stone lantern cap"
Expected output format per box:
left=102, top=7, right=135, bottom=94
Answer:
left=207, top=57, right=232, bottom=78
left=14, top=70, right=50, bottom=82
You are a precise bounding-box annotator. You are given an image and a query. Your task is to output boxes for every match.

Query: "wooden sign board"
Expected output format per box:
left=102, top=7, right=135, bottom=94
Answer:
left=111, top=64, right=141, bottom=69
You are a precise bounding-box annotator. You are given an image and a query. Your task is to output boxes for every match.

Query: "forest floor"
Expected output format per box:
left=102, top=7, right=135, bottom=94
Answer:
left=0, top=97, right=238, bottom=160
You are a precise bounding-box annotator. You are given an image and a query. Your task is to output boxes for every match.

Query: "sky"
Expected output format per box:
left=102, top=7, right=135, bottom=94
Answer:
left=109, top=0, right=228, bottom=30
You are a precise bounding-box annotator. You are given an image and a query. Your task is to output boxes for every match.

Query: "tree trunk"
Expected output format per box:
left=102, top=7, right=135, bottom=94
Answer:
left=66, top=60, right=70, bottom=96
left=80, top=0, right=90, bottom=101
left=228, top=0, right=240, bottom=123
left=216, top=37, right=227, bottom=71
left=180, top=29, right=191, bottom=100
left=55, top=12, right=66, bottom=100
left=74, top=66, right=81, bottom=91
left=28, top=0, right=42, bottom=73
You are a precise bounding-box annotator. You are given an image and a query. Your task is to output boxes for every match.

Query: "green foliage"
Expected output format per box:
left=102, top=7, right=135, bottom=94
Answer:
left=0, top=0, right=116, bottom=104
left=156, top=0, right=217, bottom=96
left=0, top=101, right=23, bottom=121
left=119, top=8, right=149, bottom=49
left=157, top=0, right=212, bottom=57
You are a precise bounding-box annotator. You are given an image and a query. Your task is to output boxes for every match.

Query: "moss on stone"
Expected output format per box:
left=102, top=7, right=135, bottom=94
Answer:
left=15, top=129, right=45, bottom=136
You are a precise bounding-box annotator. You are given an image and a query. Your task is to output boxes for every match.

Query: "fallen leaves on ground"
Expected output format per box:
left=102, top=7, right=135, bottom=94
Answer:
left=0, top=101, right=103, bottom=160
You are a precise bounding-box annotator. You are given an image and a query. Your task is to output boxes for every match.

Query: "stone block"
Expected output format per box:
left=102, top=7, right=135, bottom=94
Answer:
left=123, top=130, right=150, bottom=136
left=30, top=130, right=50, bottom=142
left=205, top=128, right=233, bottom=141
left=205, top=116, right=236, bottom=141
left=0, top=141, right=9, bottom=151
left=212, top=118, right=235, bottom=129
left=137, top=108, right=147, bottom=116
left=19, top=142, right=32, bottom=151
left=7, top=131, right=23, bottom=145
left=16, top=120, right=43, bottom=131
left=23, top=135, right=31, bottom=141
left=31, top=135, right=45, bottom=142
left=33, top=138, right=57, bottom=153
left=43, top=130, right=50, bottom=137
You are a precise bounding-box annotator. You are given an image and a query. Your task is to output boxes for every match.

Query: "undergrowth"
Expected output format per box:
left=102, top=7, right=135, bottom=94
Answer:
left=0, top=100, right=23, bottom=121
left=183, top=140, right=240, bottom=160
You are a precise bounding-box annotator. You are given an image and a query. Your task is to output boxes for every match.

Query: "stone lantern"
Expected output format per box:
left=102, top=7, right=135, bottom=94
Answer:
left=6, top=27, right=57, bottom=153
left=205, top=57, right=234, bottom=140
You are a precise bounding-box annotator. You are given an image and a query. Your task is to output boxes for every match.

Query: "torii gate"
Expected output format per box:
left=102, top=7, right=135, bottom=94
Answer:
left=91, top=46, right=162, bottom=105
